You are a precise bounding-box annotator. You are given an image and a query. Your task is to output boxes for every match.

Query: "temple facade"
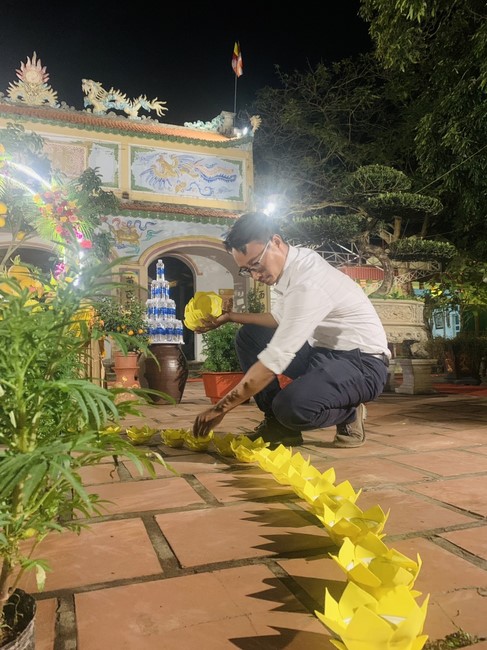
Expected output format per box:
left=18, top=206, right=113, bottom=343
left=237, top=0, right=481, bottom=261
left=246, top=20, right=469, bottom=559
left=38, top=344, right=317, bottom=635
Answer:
left=0, top=53, right=259, bottom=361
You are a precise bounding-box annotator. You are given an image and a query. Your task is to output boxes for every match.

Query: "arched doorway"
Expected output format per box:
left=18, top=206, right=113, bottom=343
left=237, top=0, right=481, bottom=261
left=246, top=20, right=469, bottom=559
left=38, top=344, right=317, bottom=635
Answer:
left=147, top=256, right=195, bottom=360
left=0, top=246, right=56, bottom=274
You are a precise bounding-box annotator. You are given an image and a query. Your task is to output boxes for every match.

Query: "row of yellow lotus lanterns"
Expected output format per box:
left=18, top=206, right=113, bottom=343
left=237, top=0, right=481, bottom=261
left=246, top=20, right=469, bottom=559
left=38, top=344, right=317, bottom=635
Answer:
left=252, top=444, right=429, bottom=650
left=128, top=428, right=429, bottom=648
left=131, top=290, right=429, bottom=649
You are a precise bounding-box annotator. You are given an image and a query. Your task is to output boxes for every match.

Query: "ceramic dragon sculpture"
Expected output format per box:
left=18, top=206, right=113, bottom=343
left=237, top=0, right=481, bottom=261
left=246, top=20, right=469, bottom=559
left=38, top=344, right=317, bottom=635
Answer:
left=81, top=79, right=167, bottom=120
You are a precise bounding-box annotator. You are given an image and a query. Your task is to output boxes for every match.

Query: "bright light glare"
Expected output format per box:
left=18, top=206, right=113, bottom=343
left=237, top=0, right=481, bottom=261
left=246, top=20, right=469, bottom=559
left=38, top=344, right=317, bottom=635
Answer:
left=0, top=173, right=37, bottom=196
left=263, top=202, right=276, bottom=215
left=9, top=162, right=51, bottom=189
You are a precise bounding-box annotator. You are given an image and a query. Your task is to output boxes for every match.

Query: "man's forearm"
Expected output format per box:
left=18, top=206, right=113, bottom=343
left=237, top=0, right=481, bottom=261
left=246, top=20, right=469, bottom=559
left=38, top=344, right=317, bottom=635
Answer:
left=226, top=311, right=278, bottom=328
left=211, top=360, right=275, bottom=416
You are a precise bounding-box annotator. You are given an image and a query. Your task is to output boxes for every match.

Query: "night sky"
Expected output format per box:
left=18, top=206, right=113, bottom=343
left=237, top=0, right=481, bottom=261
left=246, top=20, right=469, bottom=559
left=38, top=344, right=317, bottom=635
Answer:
left=1, top=1, right=371, bottom=126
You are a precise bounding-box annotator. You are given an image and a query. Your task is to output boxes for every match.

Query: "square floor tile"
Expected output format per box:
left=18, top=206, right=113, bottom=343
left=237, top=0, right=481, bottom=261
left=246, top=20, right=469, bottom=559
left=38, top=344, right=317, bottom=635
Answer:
left=356, top=488, right=475, bottom=535
left=410, top=475, right=487, bottom=517
left=75, top=565, right=332, bottom=650
left=440, top=525, right=487, bottom=561
left=19, top=519, right=162, bottom=593
left=155, top=502, right=333, bottom=568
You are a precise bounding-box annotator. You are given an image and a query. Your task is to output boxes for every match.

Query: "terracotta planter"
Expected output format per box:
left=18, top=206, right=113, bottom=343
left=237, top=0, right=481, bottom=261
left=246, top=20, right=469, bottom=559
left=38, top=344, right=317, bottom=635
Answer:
left=113, top=351, right=140, bottom=388
left=202, top=371, right=244, bottom=404
left=1, top=589, right=36, bottom=650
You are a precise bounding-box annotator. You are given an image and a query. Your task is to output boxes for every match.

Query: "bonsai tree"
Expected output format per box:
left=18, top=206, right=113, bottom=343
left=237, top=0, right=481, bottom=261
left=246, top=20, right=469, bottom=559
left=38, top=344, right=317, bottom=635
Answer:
left=282, top=165, right=454, bottom=297
left=93, top=292, right=149, bottom=354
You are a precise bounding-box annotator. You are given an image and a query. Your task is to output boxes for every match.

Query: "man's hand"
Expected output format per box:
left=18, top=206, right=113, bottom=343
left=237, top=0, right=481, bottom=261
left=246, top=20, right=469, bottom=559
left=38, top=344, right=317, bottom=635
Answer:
left=194, top=312, right=230, bottom=334
left=193, top=406, right=226, bottom=437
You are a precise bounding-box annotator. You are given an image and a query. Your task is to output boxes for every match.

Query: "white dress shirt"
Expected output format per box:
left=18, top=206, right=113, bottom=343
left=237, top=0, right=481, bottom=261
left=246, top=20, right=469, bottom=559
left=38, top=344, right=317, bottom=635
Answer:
left=257, top=245, right=390, bottom=375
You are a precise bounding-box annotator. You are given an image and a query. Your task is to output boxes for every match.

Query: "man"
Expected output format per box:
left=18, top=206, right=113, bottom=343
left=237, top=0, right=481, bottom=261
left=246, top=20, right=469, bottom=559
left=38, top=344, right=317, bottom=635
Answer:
left=193, top=211, right=390, bottom=448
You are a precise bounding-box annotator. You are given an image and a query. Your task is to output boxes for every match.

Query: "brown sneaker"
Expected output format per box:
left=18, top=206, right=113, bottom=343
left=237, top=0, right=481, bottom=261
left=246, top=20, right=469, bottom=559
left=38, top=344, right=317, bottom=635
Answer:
left=246, top=416, right=303, bottom=449
left=333, top=404, right=367, bottom=448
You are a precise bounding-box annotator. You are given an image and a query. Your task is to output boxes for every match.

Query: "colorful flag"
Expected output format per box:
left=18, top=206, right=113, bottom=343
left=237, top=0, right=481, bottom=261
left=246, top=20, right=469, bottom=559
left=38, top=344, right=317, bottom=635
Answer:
left=232, top=41, right=243, bottom=78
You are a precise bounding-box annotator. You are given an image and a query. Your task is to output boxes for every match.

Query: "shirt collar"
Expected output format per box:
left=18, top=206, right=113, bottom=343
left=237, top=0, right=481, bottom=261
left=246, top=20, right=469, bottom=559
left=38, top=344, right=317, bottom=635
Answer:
left=275, top=245, right=298, bottom=287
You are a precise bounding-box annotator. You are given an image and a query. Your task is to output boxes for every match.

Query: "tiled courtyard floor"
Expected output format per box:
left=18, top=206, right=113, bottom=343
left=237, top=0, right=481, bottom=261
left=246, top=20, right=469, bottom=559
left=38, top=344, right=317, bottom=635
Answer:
left=23, top=379, right=487, bottom=649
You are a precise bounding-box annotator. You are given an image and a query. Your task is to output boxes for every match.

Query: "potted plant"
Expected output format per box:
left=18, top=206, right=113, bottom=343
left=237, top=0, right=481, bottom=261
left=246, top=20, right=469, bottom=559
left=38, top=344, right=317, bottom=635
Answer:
left=0, top=132, right=169, bottom=648
left=0, top=256, right=170, bottom=648
left=201, top=322, right=243, bottom=403
left=93, top=292, right=149, bottom=388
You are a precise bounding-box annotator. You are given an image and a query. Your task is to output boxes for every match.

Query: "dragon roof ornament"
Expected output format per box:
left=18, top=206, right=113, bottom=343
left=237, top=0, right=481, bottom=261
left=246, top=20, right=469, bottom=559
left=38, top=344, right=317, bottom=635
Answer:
left=81, top=79, right=168, bottom=121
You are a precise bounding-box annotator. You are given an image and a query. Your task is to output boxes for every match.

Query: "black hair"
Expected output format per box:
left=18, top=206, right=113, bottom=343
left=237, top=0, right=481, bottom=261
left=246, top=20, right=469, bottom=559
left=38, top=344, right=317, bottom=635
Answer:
left=223, top=211, right=284, bottom=253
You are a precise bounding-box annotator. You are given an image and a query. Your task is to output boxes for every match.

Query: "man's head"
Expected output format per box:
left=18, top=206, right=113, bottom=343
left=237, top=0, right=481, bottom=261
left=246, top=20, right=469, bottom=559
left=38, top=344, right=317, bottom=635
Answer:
left=223, top=211, right=289, bottom=285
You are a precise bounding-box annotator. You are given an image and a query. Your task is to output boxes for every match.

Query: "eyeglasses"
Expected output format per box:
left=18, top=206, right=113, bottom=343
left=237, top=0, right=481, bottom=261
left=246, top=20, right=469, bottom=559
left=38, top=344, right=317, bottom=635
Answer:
left=238, top=240, right=271, bottom=277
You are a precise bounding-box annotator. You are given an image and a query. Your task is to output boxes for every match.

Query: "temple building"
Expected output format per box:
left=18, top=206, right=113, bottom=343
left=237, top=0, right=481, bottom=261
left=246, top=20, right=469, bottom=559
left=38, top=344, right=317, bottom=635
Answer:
left=0, top=53, right=259, bottom=361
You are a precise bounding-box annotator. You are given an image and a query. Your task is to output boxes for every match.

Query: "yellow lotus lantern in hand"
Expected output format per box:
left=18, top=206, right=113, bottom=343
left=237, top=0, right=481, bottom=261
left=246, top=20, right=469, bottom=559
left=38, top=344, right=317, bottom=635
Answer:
left=184, top=291, right=223, bottom=331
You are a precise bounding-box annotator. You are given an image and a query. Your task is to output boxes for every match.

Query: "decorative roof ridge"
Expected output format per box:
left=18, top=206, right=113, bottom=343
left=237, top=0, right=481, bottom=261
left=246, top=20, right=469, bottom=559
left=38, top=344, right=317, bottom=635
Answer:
left=0, top=99, right=241, bottom=144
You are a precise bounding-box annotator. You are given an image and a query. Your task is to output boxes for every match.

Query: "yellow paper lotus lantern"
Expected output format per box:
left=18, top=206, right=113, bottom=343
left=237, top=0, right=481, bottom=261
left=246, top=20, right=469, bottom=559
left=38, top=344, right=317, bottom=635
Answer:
left=301, top=477, right=361, bottom=514
left=160, top=428, right=187, bottom=448
left=253, top=444, right=293, bottom=475
left=126, top=425, right=158, bottom=445
left=232, top=434, right=269, bottom=462
left=184, top=430, right=214, bottom=452
left=212, top=433, right=239, bottom=457
left=316, top=582, right=429, bottom=650
left=330, top=533, right=422, bottom=600
left=315, top=501, right=389, bottom=546
left=99, top=424, right=122, bottom=436
left=183, top=291, right=223, bottom=331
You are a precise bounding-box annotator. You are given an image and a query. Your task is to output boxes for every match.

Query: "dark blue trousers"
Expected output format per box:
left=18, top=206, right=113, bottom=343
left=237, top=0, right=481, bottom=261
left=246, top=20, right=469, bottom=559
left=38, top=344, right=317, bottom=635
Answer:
left=235, top=324, right=388, bottom=431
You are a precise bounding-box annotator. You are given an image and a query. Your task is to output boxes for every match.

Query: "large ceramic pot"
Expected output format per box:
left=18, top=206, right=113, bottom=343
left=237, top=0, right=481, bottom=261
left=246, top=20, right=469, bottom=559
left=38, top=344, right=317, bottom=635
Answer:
left=139, top=343, right=188, bottom=403
left=1, top=589, right=36, bottom=650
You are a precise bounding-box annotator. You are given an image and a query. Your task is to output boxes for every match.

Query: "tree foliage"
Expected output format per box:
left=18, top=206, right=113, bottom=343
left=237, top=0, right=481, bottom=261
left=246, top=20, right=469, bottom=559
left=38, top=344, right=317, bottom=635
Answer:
left=359, top=0, right=487, bottom=257
left=252, top=54, right=402, bottom=217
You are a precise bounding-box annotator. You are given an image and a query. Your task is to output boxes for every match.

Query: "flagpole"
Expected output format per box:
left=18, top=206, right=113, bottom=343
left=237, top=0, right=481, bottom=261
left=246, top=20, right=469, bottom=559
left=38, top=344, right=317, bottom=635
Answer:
left=233, top=74, right=238, bottom=115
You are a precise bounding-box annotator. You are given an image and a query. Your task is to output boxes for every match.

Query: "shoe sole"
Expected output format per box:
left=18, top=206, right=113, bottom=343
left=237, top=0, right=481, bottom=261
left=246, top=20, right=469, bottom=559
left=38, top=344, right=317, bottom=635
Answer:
left=333, top=436, right=365, bottom=448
